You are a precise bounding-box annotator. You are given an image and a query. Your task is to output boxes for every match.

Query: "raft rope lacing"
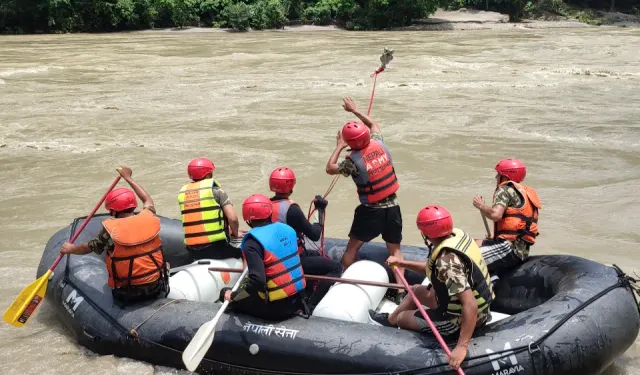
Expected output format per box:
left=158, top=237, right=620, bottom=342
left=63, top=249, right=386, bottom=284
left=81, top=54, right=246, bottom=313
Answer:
left=305, top=48, right=395, bottom=259
left=62, top=216, right=640, bottom=375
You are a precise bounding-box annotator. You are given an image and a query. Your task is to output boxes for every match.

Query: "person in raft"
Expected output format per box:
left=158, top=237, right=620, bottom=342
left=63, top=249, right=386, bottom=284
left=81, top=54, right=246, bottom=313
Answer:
left=220, top=194, right=308, bottom=321
left=472, top=158, right=541, bottom=286
left=369, top=205, right=494, bottom=371
left=177, top=157, right=243, bottom=262
left=268, top=166, right=343, bottom=313
left=325, top=96, right=405, bottom=277
left=60, top=166, right=169, bottom=305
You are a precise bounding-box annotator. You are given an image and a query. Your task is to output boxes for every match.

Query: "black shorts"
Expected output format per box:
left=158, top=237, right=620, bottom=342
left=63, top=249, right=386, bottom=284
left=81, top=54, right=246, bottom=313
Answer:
left=230, top=293, right=303, bottom=321
left=186, top=241, right=242, bottom=262
left=348, top=204, right=402, bottom=244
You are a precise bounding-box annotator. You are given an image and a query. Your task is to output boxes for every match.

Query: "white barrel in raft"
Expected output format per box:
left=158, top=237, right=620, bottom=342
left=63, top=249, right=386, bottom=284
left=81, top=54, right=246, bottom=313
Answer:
left=312, top=260, right=389, bottom=323
left=167, top=258, right=244, bottom=303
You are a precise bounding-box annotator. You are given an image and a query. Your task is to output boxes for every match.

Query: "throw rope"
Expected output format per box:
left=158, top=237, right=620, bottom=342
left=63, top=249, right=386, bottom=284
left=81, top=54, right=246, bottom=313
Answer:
left=306, top=47, right=395, bottom=257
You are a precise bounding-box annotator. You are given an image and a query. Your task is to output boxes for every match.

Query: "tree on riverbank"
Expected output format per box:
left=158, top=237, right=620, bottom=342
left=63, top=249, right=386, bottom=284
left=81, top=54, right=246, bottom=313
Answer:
left=448, top=0, right=639, bottom=21
left=0, top=0, right=442, bottom=32
left=0, top=0, right=637, bottom=32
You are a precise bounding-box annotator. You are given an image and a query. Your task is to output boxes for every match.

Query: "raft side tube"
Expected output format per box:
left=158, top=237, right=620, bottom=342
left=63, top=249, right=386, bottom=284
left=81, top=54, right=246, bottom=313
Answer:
left=313, top=260, right=389, bottom=323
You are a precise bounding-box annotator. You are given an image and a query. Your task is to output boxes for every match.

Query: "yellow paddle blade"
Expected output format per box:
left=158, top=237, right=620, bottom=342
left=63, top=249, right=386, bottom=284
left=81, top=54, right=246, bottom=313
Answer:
left=3, top=270, right=51, bottom=328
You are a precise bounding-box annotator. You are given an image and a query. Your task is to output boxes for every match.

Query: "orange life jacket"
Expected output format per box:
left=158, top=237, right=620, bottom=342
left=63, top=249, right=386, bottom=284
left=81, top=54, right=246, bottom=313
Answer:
left=347, top=140, right=400, bottom=204
left=103, top=209, right=166, bottom=289
left=271, top=198, right=305, bottom=255
left=494, top=181, right=542, bottom=245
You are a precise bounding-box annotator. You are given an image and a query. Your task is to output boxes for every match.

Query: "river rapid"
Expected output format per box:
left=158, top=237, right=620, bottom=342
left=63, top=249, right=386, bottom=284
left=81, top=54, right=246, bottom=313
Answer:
left=0, top=27, right=639, bottom=375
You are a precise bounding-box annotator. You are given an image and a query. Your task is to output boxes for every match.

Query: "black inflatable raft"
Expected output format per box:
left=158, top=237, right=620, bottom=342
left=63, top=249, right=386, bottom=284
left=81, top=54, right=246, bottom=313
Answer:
left=37, top=214, right=640, bottom=375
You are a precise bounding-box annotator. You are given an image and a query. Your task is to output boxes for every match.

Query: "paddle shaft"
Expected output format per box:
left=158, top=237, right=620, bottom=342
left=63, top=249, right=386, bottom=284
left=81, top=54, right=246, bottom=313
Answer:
left=182, top=267, right=249, bottom=371
left=207, top=266, right=406, bottom=290
left=50, top=176, right=121, bottom=271
left=393, top=266, right=465, bottom=375
left=169, top=260, right=214, bottom=275
left=481, top=213, right=492, bottom=239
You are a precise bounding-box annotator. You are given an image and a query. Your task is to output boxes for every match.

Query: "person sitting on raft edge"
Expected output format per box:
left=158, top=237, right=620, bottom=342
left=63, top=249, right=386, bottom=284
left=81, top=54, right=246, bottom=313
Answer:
left=177, top=157, right=244, bottom=263
left=60, top=166, right=169, bottom=306
left=369, top=205, right=494, bottom=371
left=219, top=194, right=309, bottom=321
left=324, top=96, right=405, bottom=278
left=473, top=158, right=541, bottom=288
left=268, top=166, right=343, bottom=313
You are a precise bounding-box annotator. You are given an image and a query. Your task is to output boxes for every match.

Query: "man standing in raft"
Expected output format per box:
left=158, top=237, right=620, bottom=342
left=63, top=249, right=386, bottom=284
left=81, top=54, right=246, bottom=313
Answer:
left=60, top=166, right=169, bottom=305
left=325, top=97, right=404, bottom=276
left=268, top=166, right=343, bottom=312
left=472, top=158, right=541, bottom=285
left=220, top=194, right=307, bottom=320
left=369, top=205, right=494, bottom=371
left=177, top=158, right=243, bottom=262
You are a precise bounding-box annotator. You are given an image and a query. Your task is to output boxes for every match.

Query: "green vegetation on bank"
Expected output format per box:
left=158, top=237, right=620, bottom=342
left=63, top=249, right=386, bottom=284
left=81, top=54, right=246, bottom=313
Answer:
left=448, top=0, right=639, bottom=21
left=0, top=0, right=637, bottom=32
left=0, top=0, right=441, bottom=32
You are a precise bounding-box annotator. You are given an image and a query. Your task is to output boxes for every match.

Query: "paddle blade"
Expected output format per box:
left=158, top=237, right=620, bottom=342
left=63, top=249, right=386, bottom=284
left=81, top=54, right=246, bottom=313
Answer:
left=3, top=270, right=51, bottom=328
left=183, top=300, right=230, bottom=372
left=182, top=319, right=217, bottom=371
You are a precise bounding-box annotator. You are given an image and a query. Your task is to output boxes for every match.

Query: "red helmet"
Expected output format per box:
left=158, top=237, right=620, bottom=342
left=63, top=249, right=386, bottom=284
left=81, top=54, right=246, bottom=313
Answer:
left=269, top=167, right=296, bottom=194
left=242, top=194, right=273, bottom=222
left=341, top=121, right=370, bottom=150
left=188, top=158, right=215, bottom=181
left=416, top=205, right=453, bottom=239
left=104, top=188, right=138, bottom=212
left=495, top=158, right=526, bottom=183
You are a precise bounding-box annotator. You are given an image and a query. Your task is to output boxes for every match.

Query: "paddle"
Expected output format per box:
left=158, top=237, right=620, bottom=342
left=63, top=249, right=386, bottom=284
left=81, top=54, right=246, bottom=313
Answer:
left=168, top=260, right=214, bottom=275
left=392, top=266, right=466, bottom=375
left=481, top=212, right=492, bottom=239
left=182, top=267, right=249, bottom=372
left=207, top=266, right=406, bottom=290
left=3, top=176, right=121, bottom=328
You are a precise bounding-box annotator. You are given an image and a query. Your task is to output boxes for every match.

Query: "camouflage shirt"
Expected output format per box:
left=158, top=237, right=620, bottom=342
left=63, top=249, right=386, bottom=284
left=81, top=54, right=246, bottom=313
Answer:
left=88, top=206, right=157, bottom=255
left=337, top=132, right=398, bottom=209
left=493, top=184, right=530, bottom=260
left=434, top=251, right=491, bottom=327
left=212, top=187, right=232, bottom=208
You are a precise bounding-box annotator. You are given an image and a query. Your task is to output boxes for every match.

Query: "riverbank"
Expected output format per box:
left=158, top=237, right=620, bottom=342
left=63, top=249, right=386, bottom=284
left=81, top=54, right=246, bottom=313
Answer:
left=134, top=8, right=640, bottom=33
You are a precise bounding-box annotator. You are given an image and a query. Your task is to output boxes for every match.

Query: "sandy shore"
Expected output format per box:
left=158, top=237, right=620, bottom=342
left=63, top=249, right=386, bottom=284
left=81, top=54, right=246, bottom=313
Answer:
left=135, top=8, right=640, bottom=33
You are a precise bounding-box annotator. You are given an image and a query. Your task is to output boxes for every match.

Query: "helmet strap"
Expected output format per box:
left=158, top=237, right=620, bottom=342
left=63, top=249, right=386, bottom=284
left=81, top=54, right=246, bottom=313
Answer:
left=421, top=233, right=434, bottom=252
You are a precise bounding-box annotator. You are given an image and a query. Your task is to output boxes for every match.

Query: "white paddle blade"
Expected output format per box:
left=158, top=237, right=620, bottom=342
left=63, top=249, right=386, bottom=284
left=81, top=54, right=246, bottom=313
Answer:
left=182, top=268, right=247, bottom=372
left=182, top=301, right=229, bottom=371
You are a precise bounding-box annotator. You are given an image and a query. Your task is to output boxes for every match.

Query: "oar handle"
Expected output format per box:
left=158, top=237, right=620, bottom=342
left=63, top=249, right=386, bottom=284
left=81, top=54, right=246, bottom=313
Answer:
left=207, top=267, right=406, bottom=290
left=49, top=176, right=121, bottom=271
left=393, top=266, right=465, bottom=375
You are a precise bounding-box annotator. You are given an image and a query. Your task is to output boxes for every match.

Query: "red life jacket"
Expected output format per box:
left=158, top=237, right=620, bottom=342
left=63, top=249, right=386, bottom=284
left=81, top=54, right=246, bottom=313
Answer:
left=494, top=181, right=542, bottom=245
left=271, top=198, right=305, bottom=255
left=347, top=140, right=399, bottom=204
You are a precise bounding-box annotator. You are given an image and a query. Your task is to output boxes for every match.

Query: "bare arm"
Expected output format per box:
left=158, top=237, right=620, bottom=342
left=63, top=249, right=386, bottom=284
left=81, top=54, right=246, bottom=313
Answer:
left=222, top=204, right=239, bottom=237
left=343, top=97, right=381, bottom=134
left=479, top=203, right=505, bottom=222
left=117, top=167, right=154, bottom=209
left=397, top=259, right=427, bottom=275
left=60, top=242, right=92, bottom=255
left=456, top=289, right=477, bottom=349
left=326, top=130, right=348, bottom=175
left=387, top=256, right=427, bottom=275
